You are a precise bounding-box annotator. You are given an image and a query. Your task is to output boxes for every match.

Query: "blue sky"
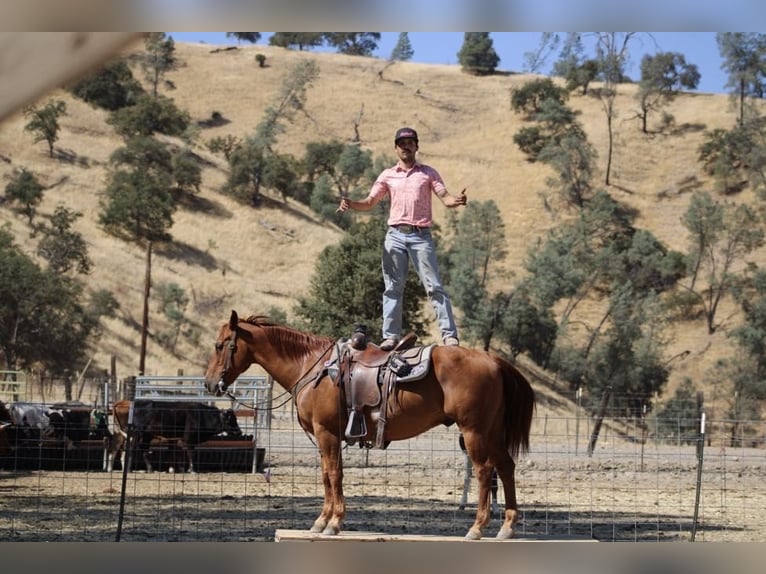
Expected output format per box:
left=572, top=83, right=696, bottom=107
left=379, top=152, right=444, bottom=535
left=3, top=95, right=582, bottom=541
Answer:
left=170, top=32, right=729, bottom=95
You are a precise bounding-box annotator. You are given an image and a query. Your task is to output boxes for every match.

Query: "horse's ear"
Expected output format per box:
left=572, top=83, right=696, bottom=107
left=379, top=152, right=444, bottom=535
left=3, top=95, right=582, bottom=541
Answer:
left=229, top=310, right=238, bottom=329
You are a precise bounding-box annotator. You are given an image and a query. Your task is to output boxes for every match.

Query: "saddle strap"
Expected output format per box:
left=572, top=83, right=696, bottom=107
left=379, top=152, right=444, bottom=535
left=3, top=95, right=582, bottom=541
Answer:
left=374, top=369, right=397, bottom=449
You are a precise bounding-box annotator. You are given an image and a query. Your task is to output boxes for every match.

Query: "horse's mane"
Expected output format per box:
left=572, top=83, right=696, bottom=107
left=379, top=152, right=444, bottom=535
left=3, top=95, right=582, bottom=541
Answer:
left=242, top=314, right=334, bottom=361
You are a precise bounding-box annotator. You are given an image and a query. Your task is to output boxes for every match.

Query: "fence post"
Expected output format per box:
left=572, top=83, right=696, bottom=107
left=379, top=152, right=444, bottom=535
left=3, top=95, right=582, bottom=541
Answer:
left=587, top=386, right=612, bottom=457
left=691, top=411, right=706, bottom=541
left=575, top=386, right=582, bottom=455
left=116, top=400, right=136, bottom=541
left=124, top=376, right=136, bottom=401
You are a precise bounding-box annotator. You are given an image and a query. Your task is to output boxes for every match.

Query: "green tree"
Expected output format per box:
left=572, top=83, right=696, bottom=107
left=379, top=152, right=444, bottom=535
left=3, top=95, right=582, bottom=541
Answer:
left=155, top=281, right=189, bottom=353
left=513, top=98, right=586, bottom=162
left=323, top=33, right=380, bottom=56
left=636, top=52, right=700, bottom=133
left=99, top=169, right=174, bottom=243
left=256, top=60, right=319, bottom=147
left=35, top=204, right=92, bottom=275
left=680, top=191, right=764, bottom=333
left=730, top=268, right=766, bottom=402
left=537, top=130, right=597, bottom=209
left=510, top=78, right=569, bottom=118
left=699, top=120, right=766, bottom=196
left=269, top=33, right=324, bottom=51
left=142, top=32, right=178, bottom=97
left=523, top=190, right=683, bottom=366
left=206, top=134, right=241, bottom=161
left=592, top=32, right=639, bottom=186
left=226, top=32, right=261, bottom=44
left=108, top=93, right=190, bottom=138
left=171, top=148, right=202, bottom=193
left=0, top=225, right=99, bottom=374
left=295, top=218, right=427, bottom=339
left=224, top=137, right=268, bottom=205
left=226, top=60, right=319, bottom=205
left=302, top=140, right=344, bottom=181
left=306, top=143, right=374, bottom=224
left=457, top=33, right=499, bottom=76
left=552, top=33, right=585, bottom=79
left=109, top=135, right=173, bottom=174
left=309, top=175, right=346, bottom=226
left=262, top=152, right=300, bottom=202
left=4, top=169, right=44, bottom=225
left=500, top=286, right=557, bottom=363
left=716, top=32, right=766, bottom=126
left=69, top=58, right=144, bottom=111
left=447, top=200, right=509, bottom=350
left=567, top=60, right=600, bottom=96
left=390, top=32, right=414, bottom=61
left=551, top=33, right=599, bottom=95
left=23, top=99, right=67, bottom=157
left=100, top=141, right=176, bottom=375
left=522, top=32, right=559, bottom=73
left=653, top=379, right=701, bottom=445
left=582, top=289, right=669, bottom=454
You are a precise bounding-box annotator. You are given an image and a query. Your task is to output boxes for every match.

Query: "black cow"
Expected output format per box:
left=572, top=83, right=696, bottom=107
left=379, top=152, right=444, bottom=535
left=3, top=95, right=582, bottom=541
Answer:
left=9, top=402, right=53, bottom=440
left=108, top=399, right=242, bottom=473
left=0, top=401, right=16, bottom=457
left=9, top=401, right=110, bottom=450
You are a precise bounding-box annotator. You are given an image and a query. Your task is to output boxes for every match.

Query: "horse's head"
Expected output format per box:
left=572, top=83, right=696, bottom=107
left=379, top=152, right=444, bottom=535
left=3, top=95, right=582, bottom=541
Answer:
left=204, top=309, right=248, bottom=396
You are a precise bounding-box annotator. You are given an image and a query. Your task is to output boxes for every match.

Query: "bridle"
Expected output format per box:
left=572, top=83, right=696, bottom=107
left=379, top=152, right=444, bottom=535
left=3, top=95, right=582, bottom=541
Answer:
left=213, top=324, right=336, bottom=413
left=214, top=326, right=238, bottom=396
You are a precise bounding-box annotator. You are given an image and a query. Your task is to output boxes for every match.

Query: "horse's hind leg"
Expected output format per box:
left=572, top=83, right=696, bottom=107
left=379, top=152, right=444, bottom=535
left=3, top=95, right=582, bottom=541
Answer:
left=493, top=453, right=519, bottom=539
left=461, top=431, right=494, bottom=540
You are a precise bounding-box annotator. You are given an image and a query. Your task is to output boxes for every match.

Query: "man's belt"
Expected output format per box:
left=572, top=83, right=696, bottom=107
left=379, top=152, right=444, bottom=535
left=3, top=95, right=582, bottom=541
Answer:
left=391, top=224, right=427, bottom=234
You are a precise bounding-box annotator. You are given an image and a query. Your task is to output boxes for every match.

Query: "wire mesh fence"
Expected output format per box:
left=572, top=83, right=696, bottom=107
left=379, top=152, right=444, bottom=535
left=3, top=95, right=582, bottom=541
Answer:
left=0, top=392, right=764, bottom=542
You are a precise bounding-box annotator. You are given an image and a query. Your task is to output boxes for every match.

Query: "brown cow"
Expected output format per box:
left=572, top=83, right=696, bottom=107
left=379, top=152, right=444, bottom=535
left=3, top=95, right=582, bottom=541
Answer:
left=107, top=399, right=241, bottom=473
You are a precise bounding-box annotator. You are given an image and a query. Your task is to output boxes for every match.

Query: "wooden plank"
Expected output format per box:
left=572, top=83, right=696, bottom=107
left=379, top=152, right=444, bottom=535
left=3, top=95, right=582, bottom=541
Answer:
left=274, top=529, right=596, bottom=543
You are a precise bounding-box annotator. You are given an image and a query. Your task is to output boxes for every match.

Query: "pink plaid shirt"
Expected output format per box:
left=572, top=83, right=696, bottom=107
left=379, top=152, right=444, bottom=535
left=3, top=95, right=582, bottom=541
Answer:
left=368, top=162, right=447, bottom=227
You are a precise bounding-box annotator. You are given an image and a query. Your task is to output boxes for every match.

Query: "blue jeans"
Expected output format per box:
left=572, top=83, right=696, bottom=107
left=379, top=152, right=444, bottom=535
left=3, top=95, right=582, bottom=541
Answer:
left=381, top=226, right=458, bottom=341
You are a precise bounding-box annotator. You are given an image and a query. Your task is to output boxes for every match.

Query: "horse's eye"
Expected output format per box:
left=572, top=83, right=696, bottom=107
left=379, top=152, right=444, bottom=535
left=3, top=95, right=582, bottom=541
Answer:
left=215, top=343, right=223, bottom=351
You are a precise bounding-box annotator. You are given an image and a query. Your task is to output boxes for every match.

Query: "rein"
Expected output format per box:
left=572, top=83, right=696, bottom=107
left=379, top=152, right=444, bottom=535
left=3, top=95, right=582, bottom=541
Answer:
left=287, top=342, right=336, bottom=401
left=218, top=327, right=335, bottom=414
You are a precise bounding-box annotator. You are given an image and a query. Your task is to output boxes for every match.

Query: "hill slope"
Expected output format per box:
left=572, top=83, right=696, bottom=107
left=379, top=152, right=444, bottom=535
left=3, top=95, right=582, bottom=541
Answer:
left=0, top=40, right=758, bottom=411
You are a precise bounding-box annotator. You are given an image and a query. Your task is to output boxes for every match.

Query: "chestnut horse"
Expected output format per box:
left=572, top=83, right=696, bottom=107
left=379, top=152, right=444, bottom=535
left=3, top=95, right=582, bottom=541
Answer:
left=204, top=310, right=535, bottom=540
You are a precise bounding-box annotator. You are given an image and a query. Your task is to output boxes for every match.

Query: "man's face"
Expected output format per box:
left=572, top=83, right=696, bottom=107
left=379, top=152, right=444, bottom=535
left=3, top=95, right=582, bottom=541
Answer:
left=395, top=138, right=418, bottom=162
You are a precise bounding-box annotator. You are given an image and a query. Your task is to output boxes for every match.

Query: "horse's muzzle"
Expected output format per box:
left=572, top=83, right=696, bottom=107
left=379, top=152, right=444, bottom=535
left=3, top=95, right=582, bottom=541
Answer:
left=204, top=377, right=225, bottom=396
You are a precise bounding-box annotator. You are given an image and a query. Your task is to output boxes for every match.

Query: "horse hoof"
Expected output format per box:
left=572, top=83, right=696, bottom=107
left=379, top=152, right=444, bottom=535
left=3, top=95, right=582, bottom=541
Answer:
left=322, top=526, right=339, bottom=536
left=310, top=519, right=326, bottom=533
left=495, top=527, right=514, bottom=540
left=464, top=528, right=482, bottom=541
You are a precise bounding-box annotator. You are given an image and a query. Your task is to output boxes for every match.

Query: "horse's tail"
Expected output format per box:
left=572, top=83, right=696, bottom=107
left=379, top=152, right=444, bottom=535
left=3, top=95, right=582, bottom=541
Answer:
left=497, top=357, right=536, bottom=459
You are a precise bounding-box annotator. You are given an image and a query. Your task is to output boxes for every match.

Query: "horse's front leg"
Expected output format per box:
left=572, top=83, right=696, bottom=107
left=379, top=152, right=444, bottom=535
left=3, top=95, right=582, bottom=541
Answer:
left=310, top=429, right=345, bottom=535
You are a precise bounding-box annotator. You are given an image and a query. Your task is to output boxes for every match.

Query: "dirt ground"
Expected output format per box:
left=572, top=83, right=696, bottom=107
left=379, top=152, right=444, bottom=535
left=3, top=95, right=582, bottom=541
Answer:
left=1, top=410, right=765, bottom=542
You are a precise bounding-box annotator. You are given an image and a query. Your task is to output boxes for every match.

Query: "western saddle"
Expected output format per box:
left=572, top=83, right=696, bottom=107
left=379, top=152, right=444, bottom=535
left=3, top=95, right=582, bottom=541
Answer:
left=327, top=326, right=434, bottom=449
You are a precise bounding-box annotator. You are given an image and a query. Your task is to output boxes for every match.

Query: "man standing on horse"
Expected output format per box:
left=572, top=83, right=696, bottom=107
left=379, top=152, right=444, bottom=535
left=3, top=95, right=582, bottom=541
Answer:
left=337, top=126, right=467, bottom=350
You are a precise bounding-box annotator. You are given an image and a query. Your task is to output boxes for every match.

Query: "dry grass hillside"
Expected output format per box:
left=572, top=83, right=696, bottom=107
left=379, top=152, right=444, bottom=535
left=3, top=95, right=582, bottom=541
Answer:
left=0, top=39, right=761, bottom=413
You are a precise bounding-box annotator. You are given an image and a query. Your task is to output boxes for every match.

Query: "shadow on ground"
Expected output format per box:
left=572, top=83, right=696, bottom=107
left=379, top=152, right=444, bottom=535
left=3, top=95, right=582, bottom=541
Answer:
left=0, top=492, right=703, bottom=542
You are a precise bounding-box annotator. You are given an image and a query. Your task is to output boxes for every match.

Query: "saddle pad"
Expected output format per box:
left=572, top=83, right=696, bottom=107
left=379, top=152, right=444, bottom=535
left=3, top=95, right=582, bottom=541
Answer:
left=396, top=344, right=435, bottom=382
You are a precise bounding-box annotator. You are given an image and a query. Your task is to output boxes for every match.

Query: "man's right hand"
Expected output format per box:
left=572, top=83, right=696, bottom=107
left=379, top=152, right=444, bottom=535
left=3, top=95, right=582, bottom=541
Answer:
left=336, top=198, right=350, bottom=213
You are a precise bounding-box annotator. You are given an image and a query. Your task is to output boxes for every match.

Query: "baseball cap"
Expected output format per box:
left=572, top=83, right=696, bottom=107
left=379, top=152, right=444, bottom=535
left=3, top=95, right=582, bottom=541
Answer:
left=394, top=127, right=418, bottom=144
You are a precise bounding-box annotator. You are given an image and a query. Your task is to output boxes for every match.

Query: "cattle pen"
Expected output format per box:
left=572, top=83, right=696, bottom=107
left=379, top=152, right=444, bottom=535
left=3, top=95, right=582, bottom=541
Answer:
left=1, top=378, right=765, bottom=542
